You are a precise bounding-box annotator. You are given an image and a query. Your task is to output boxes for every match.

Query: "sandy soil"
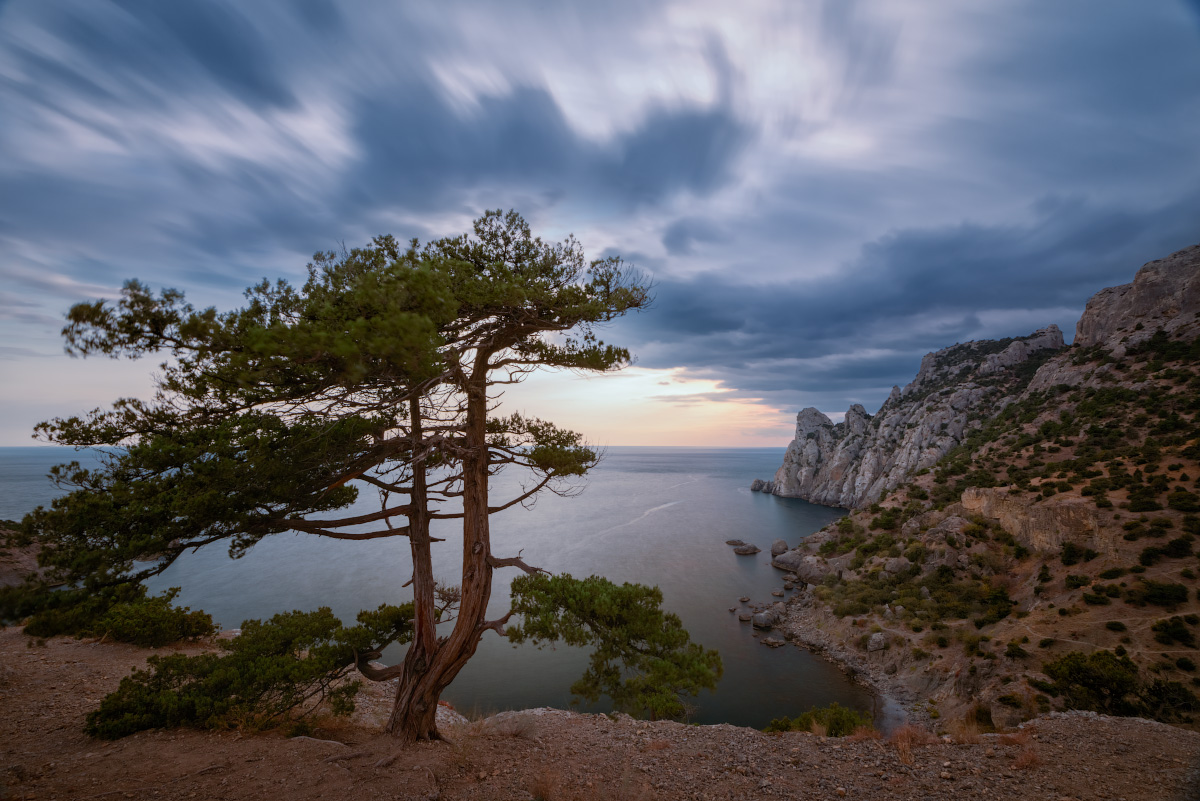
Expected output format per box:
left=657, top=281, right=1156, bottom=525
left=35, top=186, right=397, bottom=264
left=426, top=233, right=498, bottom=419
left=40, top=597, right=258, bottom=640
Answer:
left=3, top=626, right=1200, bottom=801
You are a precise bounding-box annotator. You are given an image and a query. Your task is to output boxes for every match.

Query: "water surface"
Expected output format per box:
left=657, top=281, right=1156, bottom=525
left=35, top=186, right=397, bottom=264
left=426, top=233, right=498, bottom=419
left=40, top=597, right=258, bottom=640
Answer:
left=1, top=446, right=876, bottom=727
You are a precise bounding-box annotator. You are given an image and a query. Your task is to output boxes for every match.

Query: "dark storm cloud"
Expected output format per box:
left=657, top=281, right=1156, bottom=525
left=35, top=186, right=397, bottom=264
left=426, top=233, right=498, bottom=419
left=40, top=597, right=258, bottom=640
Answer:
left=621, top=188, right=1200, bottom=412
left=344, top=81, right=750, bottom=214
left=103, top=1, right=296, bottom=107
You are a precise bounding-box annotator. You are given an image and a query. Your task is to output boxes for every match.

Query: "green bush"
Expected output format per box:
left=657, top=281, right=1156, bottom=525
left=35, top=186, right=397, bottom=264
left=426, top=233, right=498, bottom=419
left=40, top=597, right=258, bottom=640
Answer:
left=96, top=588, right=215, bottom=647
left=1126, top=580, right=1189, bottom=608
left=763, top=702, right=873, bottom=736
left=9, top=583, right=215, bottom=647
left=1005, top=642, right=1029, bottom=659
left=1040, top=650, right=1142, bottom=716
left=1105, top=621, right=1127, bottom=632
left=1065, top=575, right=1090, bottom=590
left=86, top=604, right=412, bottom=739
left=1152, top=617, right=1196, bottom=648
left=1168, top=489, right=1200, bottom=513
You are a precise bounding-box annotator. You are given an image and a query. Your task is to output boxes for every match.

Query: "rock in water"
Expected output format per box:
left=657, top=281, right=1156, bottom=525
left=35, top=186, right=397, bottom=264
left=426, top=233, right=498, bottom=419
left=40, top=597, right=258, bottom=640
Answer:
left=725, top=539, right=746, bottom=547
left=733, top=544, right=761, bottom=555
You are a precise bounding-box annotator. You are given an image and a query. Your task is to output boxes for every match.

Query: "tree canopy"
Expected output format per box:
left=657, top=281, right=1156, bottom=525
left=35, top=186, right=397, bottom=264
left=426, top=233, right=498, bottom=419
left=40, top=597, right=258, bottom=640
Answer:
left=23, top=210, right=721, bottom=740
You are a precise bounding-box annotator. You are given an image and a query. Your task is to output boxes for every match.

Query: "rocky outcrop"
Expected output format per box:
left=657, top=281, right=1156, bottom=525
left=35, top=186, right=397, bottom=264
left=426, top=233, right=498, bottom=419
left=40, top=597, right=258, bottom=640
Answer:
left=761, top=326, right=1064, bottom=508
left=1074, top=243, right=1200, bottom=354
left=958, top=487, right=1119, bottom=555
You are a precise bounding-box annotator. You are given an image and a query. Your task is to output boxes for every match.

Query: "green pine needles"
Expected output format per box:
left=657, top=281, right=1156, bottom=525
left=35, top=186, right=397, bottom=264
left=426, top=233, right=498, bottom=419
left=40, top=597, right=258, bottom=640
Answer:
left=87, top=605, right=412, bottom=739
left=508, top=574, right=723, bottom=720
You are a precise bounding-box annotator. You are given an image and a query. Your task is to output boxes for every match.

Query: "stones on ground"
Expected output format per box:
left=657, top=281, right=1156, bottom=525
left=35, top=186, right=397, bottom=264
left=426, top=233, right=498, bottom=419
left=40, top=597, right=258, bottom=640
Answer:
left=733, top=544, right=761, bottom=555
left=770, top=539, right=788, bottom=556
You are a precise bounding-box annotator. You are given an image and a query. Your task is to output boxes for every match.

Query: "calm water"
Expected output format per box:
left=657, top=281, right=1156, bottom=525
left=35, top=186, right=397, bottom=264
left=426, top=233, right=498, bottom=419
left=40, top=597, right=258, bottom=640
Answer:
left=0, top=446, right=883, bottom=727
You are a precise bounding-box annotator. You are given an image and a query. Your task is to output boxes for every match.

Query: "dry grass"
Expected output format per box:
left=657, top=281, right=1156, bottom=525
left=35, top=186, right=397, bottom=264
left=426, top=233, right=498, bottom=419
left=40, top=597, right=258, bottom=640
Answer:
left=528, top=768, right=561, bottom=801
left=1013, top=746, right=1040, bottom=770
left=998, top=727, right=1032, bottom=747
left=809, top=721, right=828, bottom=737
left=847, top=725, right=882, bottom=742
left=947, top=715, right=982, bottom=744
left=887, top=724, right=935, bottom=764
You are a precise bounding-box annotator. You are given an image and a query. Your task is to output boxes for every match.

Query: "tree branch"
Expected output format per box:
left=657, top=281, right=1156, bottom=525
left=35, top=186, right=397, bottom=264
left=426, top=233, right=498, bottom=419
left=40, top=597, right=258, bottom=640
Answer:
left=487, top=551, right=546, bottom=575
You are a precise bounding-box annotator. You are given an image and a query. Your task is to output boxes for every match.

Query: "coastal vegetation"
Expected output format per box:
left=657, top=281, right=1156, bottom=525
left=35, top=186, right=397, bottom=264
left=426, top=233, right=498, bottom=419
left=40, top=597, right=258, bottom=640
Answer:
left=771, top=307, right=1200, bottom=729
left=762, top=702, right=873, bottom=736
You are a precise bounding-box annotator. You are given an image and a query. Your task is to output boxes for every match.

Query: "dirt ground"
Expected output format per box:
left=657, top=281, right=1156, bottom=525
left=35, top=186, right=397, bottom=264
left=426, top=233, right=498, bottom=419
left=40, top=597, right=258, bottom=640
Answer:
left=2, top=626, right=1200, bottom=801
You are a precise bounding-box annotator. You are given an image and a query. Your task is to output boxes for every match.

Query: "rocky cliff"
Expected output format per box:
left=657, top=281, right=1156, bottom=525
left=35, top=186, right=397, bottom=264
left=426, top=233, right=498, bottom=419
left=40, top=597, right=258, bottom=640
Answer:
left=754, top=243, right=1200, bottom=730
left=757, top=243, right=1200, bottom=510
left=758, top=325, right=1065, bottom=508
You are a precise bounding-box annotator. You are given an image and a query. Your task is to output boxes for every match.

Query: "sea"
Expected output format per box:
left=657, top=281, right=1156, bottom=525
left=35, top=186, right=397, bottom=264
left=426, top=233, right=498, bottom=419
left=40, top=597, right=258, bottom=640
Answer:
left=0, top=445, right=890, bottom=728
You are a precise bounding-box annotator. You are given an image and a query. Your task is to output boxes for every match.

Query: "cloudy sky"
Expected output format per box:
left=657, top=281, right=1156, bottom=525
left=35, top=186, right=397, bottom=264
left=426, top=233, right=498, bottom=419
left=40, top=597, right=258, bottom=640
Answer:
left=2, top=1, right=1199, bottom=446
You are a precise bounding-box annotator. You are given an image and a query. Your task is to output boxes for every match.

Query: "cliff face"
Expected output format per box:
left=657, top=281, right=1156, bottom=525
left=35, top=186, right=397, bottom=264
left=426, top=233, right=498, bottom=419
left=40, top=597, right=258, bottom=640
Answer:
left=763, top=325, right=1064, bottom=508
left=1074, top=243, right=1200, bottom=353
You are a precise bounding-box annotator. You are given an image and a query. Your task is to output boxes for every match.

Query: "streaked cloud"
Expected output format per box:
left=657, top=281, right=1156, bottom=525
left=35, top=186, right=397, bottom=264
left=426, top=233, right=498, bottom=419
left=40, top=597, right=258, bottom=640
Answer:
left=0, top=0, right=1198, bottom=444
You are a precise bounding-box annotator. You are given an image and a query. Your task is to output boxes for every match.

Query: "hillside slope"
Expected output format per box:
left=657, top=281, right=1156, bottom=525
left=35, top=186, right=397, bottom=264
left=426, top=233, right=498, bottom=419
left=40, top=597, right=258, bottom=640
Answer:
left=761, top=243, right=1200, bottom=731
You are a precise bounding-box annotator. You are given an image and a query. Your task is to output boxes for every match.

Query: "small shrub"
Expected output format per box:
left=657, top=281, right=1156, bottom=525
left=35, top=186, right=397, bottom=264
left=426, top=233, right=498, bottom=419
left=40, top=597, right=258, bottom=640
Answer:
left=86, top=604, right=412, bottom=739
left=1005, top=642, right=1029, bottom=659
left=1126, top=580, right=1189, bottom=608
left=1105, top=621, right=1127, bottom=632
left=1152, top=617, right=1196, bottom=648
left=887, top=723, right=934, bottom=764
left=763, top=703, right=872, bottom=737
left=1013, top=747, right=1041, bottom=770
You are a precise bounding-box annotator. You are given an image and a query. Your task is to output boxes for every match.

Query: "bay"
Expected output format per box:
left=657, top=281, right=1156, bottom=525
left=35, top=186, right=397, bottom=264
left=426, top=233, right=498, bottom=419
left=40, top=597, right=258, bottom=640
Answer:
left=0, top=445, right=882, bottom=728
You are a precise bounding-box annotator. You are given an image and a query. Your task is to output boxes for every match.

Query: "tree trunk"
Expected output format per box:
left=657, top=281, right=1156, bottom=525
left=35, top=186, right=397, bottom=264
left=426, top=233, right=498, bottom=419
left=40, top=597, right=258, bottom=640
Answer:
left=384, top=368, right=494, bottom=740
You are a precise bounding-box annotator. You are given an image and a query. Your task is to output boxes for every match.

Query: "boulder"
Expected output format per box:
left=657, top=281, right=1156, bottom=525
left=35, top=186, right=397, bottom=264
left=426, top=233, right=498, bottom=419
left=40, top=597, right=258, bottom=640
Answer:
left=751, top=613, right=774, bottom=630
left=770, top=539, right=789, bottom=556
left=726, top=539, right=746, bottom=546
left=867, top=632, right=887, bottom=652
left=771, top=589, right=784, bottom=597
left=733, top=544, right=762, bottom=555
left=883, top=556, right=912, bottom=575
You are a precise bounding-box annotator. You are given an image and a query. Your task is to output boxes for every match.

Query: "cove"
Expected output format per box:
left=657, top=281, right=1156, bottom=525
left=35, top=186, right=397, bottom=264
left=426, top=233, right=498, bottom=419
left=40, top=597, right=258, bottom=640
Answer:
left=2, top=446, right=876, bottom=728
